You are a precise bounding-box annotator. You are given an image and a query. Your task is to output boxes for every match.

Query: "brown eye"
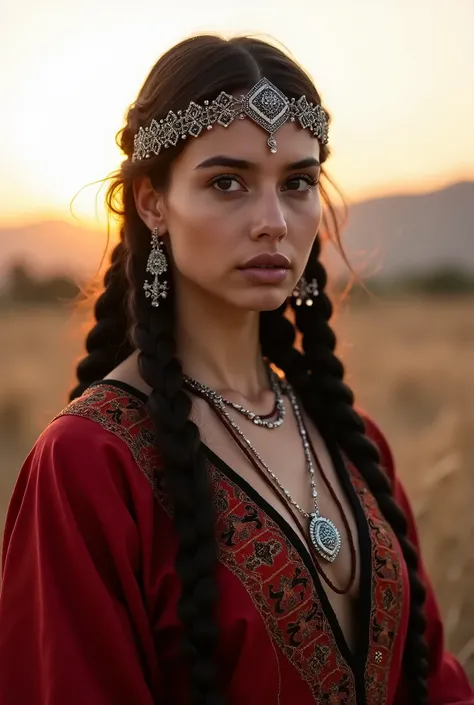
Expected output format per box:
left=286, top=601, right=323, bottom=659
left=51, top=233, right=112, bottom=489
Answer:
left=285, top=175, right=318, bottom=191
left=210, top=175, right=242, bottom=193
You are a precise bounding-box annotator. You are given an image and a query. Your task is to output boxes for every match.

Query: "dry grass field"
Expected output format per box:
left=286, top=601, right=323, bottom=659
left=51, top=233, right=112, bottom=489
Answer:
left=0, top=295, right=473, bottom=678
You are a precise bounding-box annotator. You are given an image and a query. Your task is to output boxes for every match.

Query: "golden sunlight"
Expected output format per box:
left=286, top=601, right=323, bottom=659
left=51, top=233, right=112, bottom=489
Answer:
left=1, top=0, right=473, bottom=227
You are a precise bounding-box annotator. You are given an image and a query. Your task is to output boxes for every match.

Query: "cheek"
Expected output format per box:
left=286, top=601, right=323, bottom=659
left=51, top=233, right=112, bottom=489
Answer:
left=289, top=195, right=322, bottom=243
left=166, top=192, right=230, bottom=275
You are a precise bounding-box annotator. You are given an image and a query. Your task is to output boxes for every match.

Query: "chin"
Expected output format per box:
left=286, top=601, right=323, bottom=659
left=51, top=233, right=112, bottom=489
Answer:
left=235, top=288, right=290, bottom=312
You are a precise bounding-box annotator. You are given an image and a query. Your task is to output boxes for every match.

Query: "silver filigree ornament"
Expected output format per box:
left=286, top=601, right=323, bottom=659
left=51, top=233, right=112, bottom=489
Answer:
left=132, top=77, right=330, bottom=161
left=183, top=366, right=286, bottom=429
left=309, top=514, right=341, bottom=562
left=143, top=227, right=168, bottom=307
left=292, top=277, right=320, bottom=306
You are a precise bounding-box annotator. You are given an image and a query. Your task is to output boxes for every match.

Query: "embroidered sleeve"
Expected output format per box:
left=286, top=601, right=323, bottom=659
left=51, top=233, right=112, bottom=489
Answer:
left=362, top=413, right=474, bottom=704
left=0, top=415, right=161, bottom=705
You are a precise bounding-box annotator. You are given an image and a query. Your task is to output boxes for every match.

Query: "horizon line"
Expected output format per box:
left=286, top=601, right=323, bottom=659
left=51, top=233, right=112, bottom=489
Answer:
left=1, top=176, right=473, bottom=232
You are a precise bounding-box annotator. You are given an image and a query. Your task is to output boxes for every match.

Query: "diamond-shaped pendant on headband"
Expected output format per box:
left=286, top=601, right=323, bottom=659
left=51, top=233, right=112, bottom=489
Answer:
left=309, top=513, right=341, bottom=562
left=245, top=78, right=290, bottom=134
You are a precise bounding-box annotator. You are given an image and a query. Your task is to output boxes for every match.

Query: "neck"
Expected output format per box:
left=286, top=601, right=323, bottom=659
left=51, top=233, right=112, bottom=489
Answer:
left=174, top=282, right=269, bottom=399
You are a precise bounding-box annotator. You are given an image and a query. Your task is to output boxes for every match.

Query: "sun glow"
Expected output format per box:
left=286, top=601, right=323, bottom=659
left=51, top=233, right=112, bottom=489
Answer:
left=1, top=0, right=473, bottom=228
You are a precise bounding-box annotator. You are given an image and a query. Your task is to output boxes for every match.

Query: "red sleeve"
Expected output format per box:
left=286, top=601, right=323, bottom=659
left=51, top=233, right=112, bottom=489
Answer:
left=362, top=413, right=474, bottom=704
left=0, top=415, right=161, bottom=704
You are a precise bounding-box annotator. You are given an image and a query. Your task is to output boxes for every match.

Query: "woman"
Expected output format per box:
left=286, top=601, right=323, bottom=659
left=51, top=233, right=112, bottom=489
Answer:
left=0, top=34, right=472, bottom=705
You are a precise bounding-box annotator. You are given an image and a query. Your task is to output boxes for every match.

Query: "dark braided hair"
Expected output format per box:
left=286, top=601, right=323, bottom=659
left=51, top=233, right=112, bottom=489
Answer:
left=70, top=34, right=428, bottom=704
left=125, top=182, right=222, bottom=702
left=69, top=232, right=133, bottom=401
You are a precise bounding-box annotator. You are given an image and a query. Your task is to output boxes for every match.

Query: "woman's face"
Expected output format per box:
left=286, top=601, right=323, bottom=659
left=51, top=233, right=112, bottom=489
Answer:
left=155, top=118, right=322, bottom=312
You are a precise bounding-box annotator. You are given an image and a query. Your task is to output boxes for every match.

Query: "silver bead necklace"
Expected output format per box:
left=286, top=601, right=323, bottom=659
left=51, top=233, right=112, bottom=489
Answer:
left=183, top=367, right=286, bottom=430
left=184, top=376, right=341, bottom=563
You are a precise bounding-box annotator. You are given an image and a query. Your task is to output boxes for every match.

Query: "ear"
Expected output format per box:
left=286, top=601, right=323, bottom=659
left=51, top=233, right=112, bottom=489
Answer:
left=133, top=176, right=167, bottom=234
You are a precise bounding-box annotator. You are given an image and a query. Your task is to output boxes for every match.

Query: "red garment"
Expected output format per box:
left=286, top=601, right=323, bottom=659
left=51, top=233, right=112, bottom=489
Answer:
left=0, top=380, right=472, bottom=704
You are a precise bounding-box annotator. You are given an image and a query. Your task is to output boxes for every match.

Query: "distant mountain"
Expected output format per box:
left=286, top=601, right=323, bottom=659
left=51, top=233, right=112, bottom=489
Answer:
left=0, top=181, right=473, bottom=282
left=324, top=180, right=474, bottom=279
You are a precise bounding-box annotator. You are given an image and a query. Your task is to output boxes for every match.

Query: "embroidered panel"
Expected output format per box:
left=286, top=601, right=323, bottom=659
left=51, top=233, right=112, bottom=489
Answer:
left=350, top=472, right=404, bottom=704
left=210, top=470, right=356, bottom=703
left=54, top=385, right=168, bottom=504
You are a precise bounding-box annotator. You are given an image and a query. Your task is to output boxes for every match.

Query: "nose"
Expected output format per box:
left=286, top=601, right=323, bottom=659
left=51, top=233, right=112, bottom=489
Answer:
left=249, top=192, right=288, bottom=242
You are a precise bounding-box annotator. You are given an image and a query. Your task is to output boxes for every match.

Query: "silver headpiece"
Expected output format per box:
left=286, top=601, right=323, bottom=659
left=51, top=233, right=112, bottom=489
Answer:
left=132, top=77, right=329, bottom=162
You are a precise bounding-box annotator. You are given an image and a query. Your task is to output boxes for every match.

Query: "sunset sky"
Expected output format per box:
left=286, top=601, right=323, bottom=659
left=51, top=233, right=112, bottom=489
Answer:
left=2, top=0, right=473, bottom=230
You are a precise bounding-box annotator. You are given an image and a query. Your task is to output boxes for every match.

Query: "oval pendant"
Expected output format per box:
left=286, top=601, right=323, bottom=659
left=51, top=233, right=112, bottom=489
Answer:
left=309, top=513, right=341, bottom=562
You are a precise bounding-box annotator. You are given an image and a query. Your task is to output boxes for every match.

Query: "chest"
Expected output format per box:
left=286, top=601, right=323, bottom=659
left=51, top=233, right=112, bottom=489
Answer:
left=197, top=404, right=362, bottom=605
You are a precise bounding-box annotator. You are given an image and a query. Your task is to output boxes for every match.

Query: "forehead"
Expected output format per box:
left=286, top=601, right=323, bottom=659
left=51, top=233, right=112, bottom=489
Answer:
left=173, top=118, right=321, bottom=172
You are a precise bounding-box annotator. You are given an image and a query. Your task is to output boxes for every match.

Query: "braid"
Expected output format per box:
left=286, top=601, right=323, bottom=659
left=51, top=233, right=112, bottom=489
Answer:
left=260, top=303, right=309, bottom=390
left=69, top=231, right=134, bottom=401
left=126, top=232, right=223, bottom=705
left=261, top=236, right=429, bottom=703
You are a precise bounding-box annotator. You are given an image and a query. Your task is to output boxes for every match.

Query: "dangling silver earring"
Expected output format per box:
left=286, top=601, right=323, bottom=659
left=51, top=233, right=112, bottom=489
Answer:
left=143, top=227, right=168, bottom=307
left=292, top=276, right=319, bottom=306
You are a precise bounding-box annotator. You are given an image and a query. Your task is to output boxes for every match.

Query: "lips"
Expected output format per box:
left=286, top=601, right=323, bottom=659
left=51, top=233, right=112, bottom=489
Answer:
left=237, top=252, right=291, bottom=285
left=238, top=253, right=291, bottom=270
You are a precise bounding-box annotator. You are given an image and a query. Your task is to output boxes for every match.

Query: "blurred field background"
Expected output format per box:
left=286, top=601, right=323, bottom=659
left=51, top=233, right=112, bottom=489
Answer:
left=1, top=291, right=473, bottom=678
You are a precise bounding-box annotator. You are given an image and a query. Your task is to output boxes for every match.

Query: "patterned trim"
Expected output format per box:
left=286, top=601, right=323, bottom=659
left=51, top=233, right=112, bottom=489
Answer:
left=54, top=384, right=404, bottom=704
left=54, top=386, right=163, bottom=498
left=210, top=468, right=357, bottom=702
left=350, top=473, right=404, bottom=704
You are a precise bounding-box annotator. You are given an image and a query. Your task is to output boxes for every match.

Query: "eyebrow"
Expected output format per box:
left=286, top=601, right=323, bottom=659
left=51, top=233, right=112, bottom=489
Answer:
left=194, top=155, right=321, bottom=171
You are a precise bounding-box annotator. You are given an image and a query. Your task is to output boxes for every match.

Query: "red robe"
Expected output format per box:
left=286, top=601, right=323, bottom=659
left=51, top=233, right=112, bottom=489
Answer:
left=0, top=380, right=472, bottom=704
